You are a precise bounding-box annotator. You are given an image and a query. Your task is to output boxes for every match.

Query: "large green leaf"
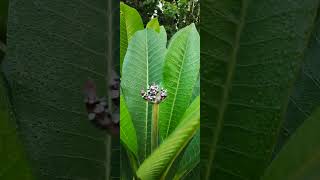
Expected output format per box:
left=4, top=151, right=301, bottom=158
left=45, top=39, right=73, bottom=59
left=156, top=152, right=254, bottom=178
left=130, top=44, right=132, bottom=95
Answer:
left=0, top=75, right=33, bottom=179
left=159, top=24, right=200, bottom=140
left=201, top=0, right=319, bottom=179
left=120, top=95, right=138, bottom=158
left=121, top=29, right=166, bottom=162
left=262, top=108, right=320, bottom=180
left=275, top=17, right=320, bottom=155
left=2, top=0, right=119, bottom=179
left=136, top=96, right=200, bottom=180
left=120, top=2, right=144, bottom=74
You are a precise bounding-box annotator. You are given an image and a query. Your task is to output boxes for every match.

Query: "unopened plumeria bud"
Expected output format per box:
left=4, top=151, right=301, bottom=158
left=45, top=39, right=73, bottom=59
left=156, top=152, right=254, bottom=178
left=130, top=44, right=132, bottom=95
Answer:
left=141, top=83, right=167, bottom=104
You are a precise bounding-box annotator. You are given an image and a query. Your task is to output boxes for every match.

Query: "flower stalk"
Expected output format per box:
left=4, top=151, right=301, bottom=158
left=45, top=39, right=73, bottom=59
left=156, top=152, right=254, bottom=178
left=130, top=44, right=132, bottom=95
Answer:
left=152, top=103, right=159, bottom=151
left=141, top=83, right=167, bottom=152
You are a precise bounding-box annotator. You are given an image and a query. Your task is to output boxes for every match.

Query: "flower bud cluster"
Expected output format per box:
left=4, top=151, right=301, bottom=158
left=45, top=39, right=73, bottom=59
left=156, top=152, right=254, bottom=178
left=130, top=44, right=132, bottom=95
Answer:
left=83, top=70, right=120, bottom=135
left=141, top=83, right=167, bottom=104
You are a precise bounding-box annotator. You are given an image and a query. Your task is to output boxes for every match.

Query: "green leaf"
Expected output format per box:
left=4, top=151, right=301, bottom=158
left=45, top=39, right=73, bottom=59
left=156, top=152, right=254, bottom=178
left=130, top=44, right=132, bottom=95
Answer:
left=121, top=143, right=139, bottom=180
left=121, top=29, right=167, bottom=162
left=181, top=164, right=200, bottom=180
left=201, top=0, right=319, bottom=179
left=163, top=129, right=199, bottom=180
left=174, top=129, right=200, bottom=180
left=120, top=2, right=144, bottom=74
left=147, top=18, right=160, bottom=33
left=262, top=108, right=320, bottom=180
left=191, top=75, right=200, bottom=101
left=0, top=75, right=34, bottom=179
left=275, top=18, right=320, bottom=155
left=159, top=23, right=200, bottom=140
left=2, top=0, right=119, bottom=179
left=136, top=96, right=200, bottom=180
left=120, top=95, right=138, bottom=158
left=159, top=26, right=167, bottom=47
left=120, top=145, right=135, bottom=180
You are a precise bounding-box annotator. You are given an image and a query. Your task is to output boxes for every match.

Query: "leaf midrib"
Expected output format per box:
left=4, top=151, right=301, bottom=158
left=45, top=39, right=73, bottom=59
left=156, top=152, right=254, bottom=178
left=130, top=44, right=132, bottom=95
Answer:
left=165, top=28, right=192, bottom=138
left=145, top=31, right=149, bottom=160
left=204, top=1, right=249, bottom=179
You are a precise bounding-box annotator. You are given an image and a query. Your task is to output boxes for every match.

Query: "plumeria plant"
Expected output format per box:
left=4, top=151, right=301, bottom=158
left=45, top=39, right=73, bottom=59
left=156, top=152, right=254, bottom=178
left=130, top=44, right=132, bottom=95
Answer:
left=119, top=3, right=200, bottom=179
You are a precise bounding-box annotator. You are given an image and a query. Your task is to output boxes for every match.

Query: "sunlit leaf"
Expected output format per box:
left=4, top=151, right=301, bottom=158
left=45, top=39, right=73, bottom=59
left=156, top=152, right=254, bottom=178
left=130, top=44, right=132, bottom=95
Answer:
left=147, top=18, right=160, bottom=33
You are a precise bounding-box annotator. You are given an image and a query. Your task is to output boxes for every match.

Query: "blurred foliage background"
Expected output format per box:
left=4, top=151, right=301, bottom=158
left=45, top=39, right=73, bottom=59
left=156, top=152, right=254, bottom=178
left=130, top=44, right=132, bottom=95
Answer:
left=122, top=0, right=199, bottom=38
left=0, top=0, right=8, bottom=59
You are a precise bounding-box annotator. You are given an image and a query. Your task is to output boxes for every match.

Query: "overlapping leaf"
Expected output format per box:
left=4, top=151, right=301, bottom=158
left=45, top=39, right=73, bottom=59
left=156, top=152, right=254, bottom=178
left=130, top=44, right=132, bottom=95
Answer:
left=136, top=97, right=200, bottom=180
left=120, top=2, right=144, bottom=73
left=159, top=26, right=168, bottom=47
left=174, top=129, right=200, bottom=180
left=120, top=95, right=138, bottom=157
left=120, top=145, right=135, bottom=180
left=275, top=17, right=320, bottom=155
left=262, top=108, right=320, bottom=180
left=146, top=18, right=160, bottom=33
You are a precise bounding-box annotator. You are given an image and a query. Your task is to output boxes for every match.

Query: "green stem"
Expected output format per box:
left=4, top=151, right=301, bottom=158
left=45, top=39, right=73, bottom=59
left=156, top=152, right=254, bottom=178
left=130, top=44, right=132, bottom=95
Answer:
left=151, top=103, right=159, bottom=152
